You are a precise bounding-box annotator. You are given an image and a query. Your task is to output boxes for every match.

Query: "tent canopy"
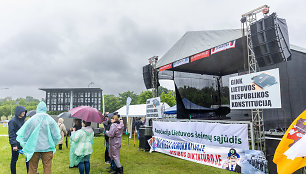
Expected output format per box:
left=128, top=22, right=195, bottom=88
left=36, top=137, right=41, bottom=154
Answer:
left=164, top=105, right=177, bottom=114
left=116, top=103, right=170, bottom=117
left=156, top=29, right=248, bottom=76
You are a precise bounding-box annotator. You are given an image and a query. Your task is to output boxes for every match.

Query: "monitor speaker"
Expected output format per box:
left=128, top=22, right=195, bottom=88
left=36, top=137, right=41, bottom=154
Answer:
left=143, top=64, right=153, bottom=89
left=250, top=13, right=291, bottom=67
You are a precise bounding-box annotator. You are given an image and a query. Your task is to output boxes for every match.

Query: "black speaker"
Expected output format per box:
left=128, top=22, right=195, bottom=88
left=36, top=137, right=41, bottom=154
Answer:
left=143, top=64, right=153, bottom=89
left=139, top=127, right=152, bottom=151
left=250, top=13, right=291, bottom=67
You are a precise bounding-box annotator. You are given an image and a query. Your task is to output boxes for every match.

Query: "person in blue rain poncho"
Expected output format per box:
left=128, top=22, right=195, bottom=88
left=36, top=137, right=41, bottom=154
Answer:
left=16, top=101, right=61, bottom=174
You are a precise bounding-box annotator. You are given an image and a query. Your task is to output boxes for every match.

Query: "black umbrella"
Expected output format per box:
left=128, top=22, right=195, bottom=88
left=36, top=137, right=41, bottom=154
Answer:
left=57, top=112, right=72, bottom=118
left=26, top=110, right=36, bottom=117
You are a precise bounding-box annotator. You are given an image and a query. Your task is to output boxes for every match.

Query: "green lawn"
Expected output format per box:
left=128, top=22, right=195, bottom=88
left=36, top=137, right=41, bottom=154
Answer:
left=0, top=126, right=231, bottom=174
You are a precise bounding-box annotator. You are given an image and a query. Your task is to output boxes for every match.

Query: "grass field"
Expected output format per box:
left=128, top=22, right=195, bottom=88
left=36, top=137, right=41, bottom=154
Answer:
left=0, top=125, right=231, bottom=174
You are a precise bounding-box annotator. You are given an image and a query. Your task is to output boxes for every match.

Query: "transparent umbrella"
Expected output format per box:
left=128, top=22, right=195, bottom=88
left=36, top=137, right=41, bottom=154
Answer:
left=26, top=110, right=36, bottom=117
left=57, top=112, right=72, bottom=118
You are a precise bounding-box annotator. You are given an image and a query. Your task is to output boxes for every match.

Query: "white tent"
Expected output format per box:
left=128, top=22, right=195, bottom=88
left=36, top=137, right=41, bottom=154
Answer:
left=115, top=103, right=170, bottom=117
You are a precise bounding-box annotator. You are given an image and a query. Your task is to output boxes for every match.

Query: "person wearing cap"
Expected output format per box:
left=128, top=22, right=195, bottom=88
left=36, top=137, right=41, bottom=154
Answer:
left=16, top=101, right=61, bottom=174
left=8, top=105, right=29, bottom=174
left=223, top=148, right=241, bottom=173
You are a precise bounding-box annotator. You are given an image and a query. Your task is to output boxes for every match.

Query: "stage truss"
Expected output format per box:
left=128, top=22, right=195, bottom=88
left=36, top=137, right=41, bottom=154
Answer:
left=241, top=5, right=269, bottom=152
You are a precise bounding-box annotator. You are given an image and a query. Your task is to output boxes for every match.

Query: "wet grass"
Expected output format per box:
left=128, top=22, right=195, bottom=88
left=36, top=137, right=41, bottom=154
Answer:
left=0, top=126, right=230, bottom=174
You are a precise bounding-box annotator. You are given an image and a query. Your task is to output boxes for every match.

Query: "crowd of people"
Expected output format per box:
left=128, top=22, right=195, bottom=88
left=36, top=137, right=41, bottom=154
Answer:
left=7, top=102, right=143, bottom=174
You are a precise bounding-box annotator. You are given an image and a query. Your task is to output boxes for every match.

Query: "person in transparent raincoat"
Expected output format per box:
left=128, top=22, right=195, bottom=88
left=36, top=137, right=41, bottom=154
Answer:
left=69, top=120, right=94, bottom=174
left=16, top=101, right=61, bottom=174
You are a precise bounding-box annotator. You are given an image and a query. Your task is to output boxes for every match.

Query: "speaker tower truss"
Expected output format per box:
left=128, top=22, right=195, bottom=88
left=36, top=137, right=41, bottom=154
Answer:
left=241, top=5, right=269, bottom=152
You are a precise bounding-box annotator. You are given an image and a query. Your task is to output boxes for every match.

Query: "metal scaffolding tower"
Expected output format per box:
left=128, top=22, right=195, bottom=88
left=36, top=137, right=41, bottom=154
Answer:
left=241, top=5, right=269, bottom=151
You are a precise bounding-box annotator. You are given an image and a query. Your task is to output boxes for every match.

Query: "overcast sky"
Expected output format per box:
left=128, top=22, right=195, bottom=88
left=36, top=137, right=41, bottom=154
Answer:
left=0, top=0, right=305, bottom=99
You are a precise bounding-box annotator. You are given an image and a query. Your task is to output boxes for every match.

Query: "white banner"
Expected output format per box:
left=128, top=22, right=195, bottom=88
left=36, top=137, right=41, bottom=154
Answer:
left=211, top=40, right=236, bottom=55
left=173, top=57, right=189, bottom=68
left=153, top=121, right=249, bottom=150
left=229, top=68, right=281, bottom=109
left=148, top=136, right=268, bottom=174
left=146, top=97, right=162, bottom=118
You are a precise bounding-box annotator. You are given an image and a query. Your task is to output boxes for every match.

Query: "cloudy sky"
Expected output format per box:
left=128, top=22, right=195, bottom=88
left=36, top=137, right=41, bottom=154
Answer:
left=0, top=0, right=305, bottom=99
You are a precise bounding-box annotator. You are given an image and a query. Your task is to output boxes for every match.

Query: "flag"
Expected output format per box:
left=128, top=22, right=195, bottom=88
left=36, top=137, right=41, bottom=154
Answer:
left=126, top=97, right=132, bottom=135
left=273, top=110, right=306, bottom=174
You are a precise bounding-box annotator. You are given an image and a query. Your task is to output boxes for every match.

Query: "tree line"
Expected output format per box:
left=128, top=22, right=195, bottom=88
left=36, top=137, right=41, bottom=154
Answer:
left=0, top=87, right=176, bottom=120
left=104, top=87, right=176, bottom=113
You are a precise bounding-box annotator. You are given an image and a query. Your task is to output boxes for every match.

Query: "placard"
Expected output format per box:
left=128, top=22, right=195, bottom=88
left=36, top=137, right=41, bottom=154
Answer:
left=146, top=97, right=162, bottom=118
left=229, top=68, right=281, bottom=109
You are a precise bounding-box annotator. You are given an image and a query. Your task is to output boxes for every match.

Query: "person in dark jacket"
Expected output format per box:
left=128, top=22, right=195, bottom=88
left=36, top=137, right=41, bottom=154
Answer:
left=134, top=117, right=144, bottom=140
left=8, top=106, right=29, bottom=174
left=102, top=112, right=111, bottom=164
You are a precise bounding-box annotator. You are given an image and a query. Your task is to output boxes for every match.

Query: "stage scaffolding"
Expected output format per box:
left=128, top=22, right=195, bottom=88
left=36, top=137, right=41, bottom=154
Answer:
left=241, top=5, right=269, bottom=152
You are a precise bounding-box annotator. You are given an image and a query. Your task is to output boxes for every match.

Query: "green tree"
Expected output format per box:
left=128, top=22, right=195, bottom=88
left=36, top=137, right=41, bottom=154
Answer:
left=0, top=96, right=40, bottom=117
left=16, top=98, right=27, bottom=106
left=104, top=94, right=122, bottom=113
left=160, top=91, right=176, bottom=107
left=118, top=91, right=138, bottom=105
left=137, top=91, right=153, bottom=104
left=158, top=86, right=171, bottom=96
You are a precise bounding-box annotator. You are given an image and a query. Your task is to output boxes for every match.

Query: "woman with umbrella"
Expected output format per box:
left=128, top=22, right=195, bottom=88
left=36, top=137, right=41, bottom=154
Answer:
left=106, top=114, right=124, bottom=174
left=69, top=120, right=94, bottom=174
left=68, top=106, right=104, bottom=174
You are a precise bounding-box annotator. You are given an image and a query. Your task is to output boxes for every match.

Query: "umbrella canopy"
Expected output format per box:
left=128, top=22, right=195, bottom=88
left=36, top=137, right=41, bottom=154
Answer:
left=26, top=110, right=36, bottom=117
left=57, top=112, right=72, bottom=118
left=69, top=106, right=104, bottom=123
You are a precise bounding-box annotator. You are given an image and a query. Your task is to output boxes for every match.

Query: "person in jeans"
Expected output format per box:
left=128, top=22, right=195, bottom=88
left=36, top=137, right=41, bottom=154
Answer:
left=16, top=101, right=61, bottom=174
left=8, top=106, right=29, bottom=174
left=69, top=120, right=94, bottom=174
left=134, top=117, right=144, bottom=140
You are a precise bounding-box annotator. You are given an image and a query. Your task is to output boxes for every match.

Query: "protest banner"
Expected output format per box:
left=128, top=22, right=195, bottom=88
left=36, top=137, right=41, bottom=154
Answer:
left=148, top=136, right=268, bottom=174
left=153, top=121, right=249, bottom=150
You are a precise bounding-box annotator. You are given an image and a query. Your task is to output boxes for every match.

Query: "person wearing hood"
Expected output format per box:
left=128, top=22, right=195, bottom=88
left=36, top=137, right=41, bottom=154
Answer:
left=8, top=105, right=28, bottom=174
left=69, top=120, right=94, bottom=174
left=134, top=117, right=144, bottom=140
left=57, top=118, right=67, bottom=150
left=16, top=101, right=61, bottom=174
left=106, top=114, right=124, bottom=174
left=103, top=112, right=111, bottom=164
